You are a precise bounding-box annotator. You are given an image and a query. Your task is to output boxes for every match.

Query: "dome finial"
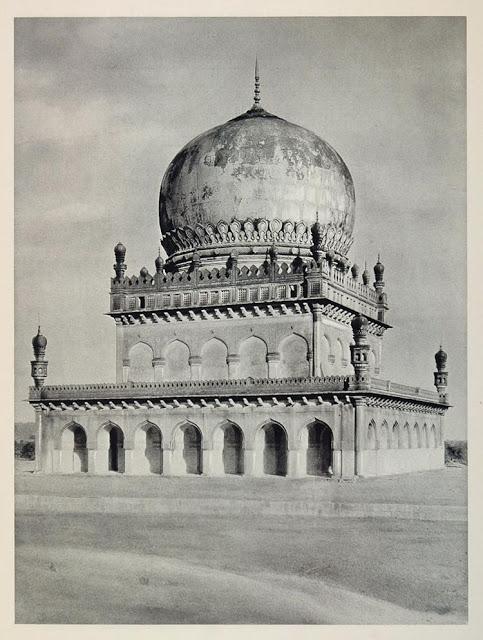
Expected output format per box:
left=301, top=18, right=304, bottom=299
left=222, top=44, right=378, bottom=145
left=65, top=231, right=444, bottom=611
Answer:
left=253, top=57, right=261, bottom=108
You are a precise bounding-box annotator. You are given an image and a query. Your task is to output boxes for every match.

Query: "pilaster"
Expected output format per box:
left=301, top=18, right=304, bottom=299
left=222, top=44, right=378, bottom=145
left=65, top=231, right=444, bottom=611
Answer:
left=87, top=448, right=96, bottom=474
left=115, top=323, right=124, bottom=383
left=189, top=356, right=202, bottom=380
left=312, top=303, right=323, bottom=376
left=267, top=352, right=280, bottom=378
left=34, top=407, right=42, bottom=472
left=153, top=357, right=166, bottom=382
left=227, top=354, right=240, bottom=379
left=353, top=396, right=366, bottom=477
left=122, top=359, right=130, bottom=383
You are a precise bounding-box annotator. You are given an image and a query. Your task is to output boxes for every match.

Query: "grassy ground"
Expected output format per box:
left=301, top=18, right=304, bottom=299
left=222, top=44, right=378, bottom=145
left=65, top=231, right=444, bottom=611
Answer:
left=15, top=466, right=467, bottom=624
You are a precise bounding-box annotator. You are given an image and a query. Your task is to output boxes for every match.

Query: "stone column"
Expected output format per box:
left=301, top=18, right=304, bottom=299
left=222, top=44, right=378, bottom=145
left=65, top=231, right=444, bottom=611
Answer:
left=243, top=448, right=260, bottom=476
left=59, top=443, right=74, bottom=473
left=34, top=407, right=43, bottom=472
left=95, top=446, right=109, bottom=474
left=227, top=354, right=240, bottom=379
left=87, top=448, right=96, bottom=474
left=201, top=447, right=214, bottom=476
left=115, top=323, right=124, bottom=383
left=152, top=357, right=165, bottom=382
left=267, top=352, right=280, bottom=378
left=332, top=449, right=342, bottom=477
left=189, top=356, right=202, bottom=380
left=123, top=448, right=134, bottom=474
left=286, top=448, right=304, bottom=478
left=162, top=448, right=173, bottom=476
left=210, top=429, right=225, bottom=475
left=171, top=433, right=186, bottom=475
left=52, top=448, right=61, bottom=473
left=312, top=303, right=323, bottom=376
left=353, top=397, right=365, bottom=477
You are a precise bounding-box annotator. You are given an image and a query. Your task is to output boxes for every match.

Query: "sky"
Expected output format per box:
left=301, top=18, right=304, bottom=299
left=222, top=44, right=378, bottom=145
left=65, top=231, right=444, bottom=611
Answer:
left=14, top=17, right=466, bottom=438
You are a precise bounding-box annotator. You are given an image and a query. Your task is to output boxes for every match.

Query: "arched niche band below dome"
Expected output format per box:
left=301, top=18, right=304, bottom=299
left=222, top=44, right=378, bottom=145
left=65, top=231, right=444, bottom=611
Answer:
left=161, top=216, right=354, bottom=268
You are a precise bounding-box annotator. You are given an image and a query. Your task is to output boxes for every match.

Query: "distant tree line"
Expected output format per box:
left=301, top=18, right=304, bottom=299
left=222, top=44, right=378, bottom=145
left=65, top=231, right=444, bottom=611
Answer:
left=445, top=440, right=467, bottom=465
left=15, top=440, right=35, bottom=460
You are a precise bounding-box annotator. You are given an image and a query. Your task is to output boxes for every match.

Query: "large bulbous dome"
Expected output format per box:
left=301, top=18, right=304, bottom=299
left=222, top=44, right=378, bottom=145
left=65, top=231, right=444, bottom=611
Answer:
left=159, top=106, right=355, bottom=267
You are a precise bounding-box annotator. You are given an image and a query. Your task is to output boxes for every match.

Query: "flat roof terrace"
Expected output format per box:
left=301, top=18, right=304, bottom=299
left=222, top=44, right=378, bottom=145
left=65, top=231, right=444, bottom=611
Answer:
left=29, top=375, right=444, bottom=407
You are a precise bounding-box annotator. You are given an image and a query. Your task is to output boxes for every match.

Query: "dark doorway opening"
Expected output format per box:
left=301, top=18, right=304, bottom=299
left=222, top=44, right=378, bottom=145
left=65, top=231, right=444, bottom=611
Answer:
left=306, top=422, right=333, bottom=476
left=222, top=424, right=244, bottom=475
left=263, top=423, right=287, bottom=476
left=183, top=425, right=202, bottom=474
left=109, top=427, right=124, bottom=472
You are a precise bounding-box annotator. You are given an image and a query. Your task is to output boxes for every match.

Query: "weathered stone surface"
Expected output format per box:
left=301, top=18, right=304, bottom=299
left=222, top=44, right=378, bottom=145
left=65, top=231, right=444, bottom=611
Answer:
left=159, top=108, right=355, bottom=245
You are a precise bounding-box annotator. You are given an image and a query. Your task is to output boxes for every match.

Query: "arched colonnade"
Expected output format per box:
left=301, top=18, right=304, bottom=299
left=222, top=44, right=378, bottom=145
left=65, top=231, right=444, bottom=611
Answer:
left=54, top=419, right=335, bottom=478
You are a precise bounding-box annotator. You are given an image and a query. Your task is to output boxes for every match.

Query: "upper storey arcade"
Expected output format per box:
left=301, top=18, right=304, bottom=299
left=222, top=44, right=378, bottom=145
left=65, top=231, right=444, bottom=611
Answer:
left=108, top=244, right=389, bottom=328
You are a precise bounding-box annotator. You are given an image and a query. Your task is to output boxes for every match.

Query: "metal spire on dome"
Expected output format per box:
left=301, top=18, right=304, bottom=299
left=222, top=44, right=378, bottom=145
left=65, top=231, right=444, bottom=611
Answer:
left=253, top=57, right=261, bottom=108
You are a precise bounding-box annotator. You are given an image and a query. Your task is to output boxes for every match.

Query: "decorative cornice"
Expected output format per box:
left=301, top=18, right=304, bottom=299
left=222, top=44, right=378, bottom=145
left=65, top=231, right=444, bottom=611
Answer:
left=28, top=375, right=447, bottom=414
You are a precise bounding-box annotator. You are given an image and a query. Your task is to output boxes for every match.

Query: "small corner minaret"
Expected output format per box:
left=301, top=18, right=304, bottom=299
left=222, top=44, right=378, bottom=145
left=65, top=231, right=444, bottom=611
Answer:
left=373, top=254, right=385, bottom=291
left=373, top=254, right=387, bottom=322
left=31, top=326, right=48, bottom=388
left=113, top=242, right=127, bottom=281
left=434, top=345, right=449, bottom=403
left=350, top=313, right=371, bottom=390
left=311, top=211, right=324, bottom=265
left=155, top=248, right=164, bottom=275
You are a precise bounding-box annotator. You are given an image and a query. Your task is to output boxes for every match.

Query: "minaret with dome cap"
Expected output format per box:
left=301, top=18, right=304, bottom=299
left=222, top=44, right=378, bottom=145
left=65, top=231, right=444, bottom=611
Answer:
left=434, top=345, right=449, bottom=402
left=31, top=326, right=48, bottom=388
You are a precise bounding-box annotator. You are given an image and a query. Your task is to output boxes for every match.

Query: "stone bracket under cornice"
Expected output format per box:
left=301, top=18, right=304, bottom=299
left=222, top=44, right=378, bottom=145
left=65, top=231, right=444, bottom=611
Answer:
left=29, top=391, right=447, bottom=416
left=107, top=298, right=390, bottom=336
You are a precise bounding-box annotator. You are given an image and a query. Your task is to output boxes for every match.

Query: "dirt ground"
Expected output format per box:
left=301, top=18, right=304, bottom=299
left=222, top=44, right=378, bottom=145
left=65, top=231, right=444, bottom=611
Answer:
left=15, top=466, right=467, bottom=625
left=15, top=462, right=467, bottom=505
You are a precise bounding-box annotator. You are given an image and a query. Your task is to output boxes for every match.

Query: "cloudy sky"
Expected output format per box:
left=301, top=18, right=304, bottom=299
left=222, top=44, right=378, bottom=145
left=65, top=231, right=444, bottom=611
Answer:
left=14, top=17, right=466, bottom=437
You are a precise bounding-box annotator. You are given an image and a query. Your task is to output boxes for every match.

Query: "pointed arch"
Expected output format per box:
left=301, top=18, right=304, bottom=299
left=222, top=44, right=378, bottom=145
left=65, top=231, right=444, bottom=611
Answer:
left=128, top=342, right=154, bottom=382
left=133, top=421, right=163, bottom=474
left=412, top=423, right=421, bottom=448
left=201, top=337, right=228, bottom=380
left=366, top=420, right=377, bottom=450
left=278, top=333, right=310, bottom=378
left=319, top=334, right=331, bottom=375
left=164, top=339, right=191, bottom=381
left=430, top=424, right=438, bottom=448
left=379, top=420, right=390, bottom=449
left=257, top=420, right=288, bottom=476
left=422, top=423, right=429, bottom=448
left=97, top=422, right=125, bottom=473
left=213, top=420, right=244, bottom=475
left=401, top=422, right=410, bottom=449
left=59, top=422, right=88, bottom=473
left=304, top=420, right=333, bottom=476
left=334, top=338, right=345, bottom=367
left=238, top=336, right=268, bottom=379
left=392, top=422, right=400, bottom=449
left=172, top=421, right=202, bottom=474
left=368, top=349, right=377, bottom=375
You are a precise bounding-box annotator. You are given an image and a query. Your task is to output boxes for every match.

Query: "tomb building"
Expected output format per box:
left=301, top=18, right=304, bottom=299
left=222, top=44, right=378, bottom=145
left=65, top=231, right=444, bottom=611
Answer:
left=29, top=65, right=449, bottom=478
